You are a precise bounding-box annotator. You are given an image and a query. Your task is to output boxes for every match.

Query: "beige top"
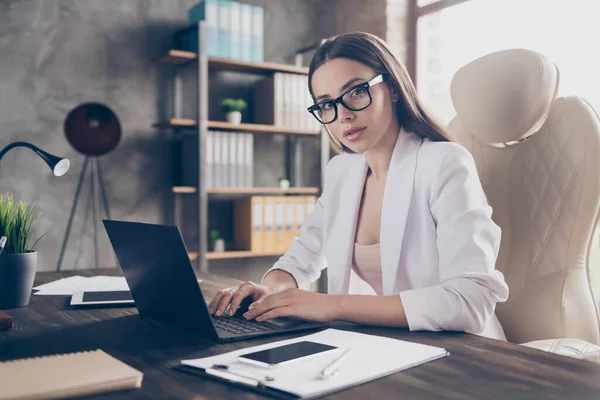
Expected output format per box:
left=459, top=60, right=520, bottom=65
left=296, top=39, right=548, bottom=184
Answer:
left=352, top=242, right=383, bottom=295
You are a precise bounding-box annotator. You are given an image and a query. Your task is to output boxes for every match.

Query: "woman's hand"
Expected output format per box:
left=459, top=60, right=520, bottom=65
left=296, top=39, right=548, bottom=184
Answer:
left=208, top=281, right=273, bottom=317
left=243, top=288, right=340, bottom=323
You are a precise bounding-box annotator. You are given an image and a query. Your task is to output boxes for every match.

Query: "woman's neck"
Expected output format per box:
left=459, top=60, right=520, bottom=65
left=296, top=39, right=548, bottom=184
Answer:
left=363, top=121, right=400, bottom=181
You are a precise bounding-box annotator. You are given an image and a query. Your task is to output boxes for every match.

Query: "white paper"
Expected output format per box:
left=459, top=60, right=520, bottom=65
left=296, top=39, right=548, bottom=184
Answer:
left=34, top=275, right=202, bottom=296
left=181, top=328, right=448, bottom=399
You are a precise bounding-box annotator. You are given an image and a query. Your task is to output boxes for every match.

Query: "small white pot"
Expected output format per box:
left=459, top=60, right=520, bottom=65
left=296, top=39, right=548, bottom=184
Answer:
left=213, top=238, right=225, bottom=253
left=226, top=111, right=242, bottom=125
left=279, top=179, right=290, bottom=189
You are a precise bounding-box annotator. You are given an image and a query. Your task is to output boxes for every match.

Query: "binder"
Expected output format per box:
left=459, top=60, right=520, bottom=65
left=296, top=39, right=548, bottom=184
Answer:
left=0, top=349, right=143, bottom=400
left=187, top=0, right=219, bottom=55
left=284, top=197, right=296, bottom=250
left=294, top=196, right=306, bottom=239
left=205, top=131, right=214, bottom=188
left=213, top=131, right=222, bottom=187
left=218, top=0, right=231, bottom=59
left=236, top=132, right=245, bottom=187
left=221, top=132, right=230, bottom=187
left=263, top=196, right=276, bottom=252
left=240, top=3, right=253, bottom=61
left=229, top=132, right=238, bottom=187
left=230, top=1, right=241, bottom=60
left=251, top=6, right=264, bottom=62
left=245, top=134, right=254, bottom=187
left=233, top=196, right=264, bottom=252
left=274, top=196, right=285, bottom=252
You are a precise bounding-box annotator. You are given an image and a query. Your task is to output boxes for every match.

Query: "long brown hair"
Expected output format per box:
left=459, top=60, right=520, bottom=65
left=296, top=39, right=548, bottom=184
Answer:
left=308, top=32, right=453, bottom=153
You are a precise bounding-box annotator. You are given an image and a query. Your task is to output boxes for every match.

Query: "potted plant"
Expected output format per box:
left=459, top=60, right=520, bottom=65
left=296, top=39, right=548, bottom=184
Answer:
left=0, top=193, right=44, bottom=309
left=210, top=230, right=225, bottom=253
left=220, top=98, right=247, bottom=125
left=278, top=177, right=290, bottom=189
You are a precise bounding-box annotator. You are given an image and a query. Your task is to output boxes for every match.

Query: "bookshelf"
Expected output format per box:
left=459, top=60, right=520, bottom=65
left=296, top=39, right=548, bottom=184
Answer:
left=154, top=20, right=329, bottom=272
left=153, top=119, right=320, bottom=136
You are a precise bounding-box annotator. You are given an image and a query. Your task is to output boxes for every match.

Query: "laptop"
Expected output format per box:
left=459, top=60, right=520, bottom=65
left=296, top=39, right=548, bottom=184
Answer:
left=102, top=220, right=325, bottom=342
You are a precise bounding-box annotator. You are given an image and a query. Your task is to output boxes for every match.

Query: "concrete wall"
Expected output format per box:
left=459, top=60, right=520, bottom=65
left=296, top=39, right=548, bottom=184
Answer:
left=0, top=0, right=410, bottom=284
left=0, top=0, right=331, bottom=273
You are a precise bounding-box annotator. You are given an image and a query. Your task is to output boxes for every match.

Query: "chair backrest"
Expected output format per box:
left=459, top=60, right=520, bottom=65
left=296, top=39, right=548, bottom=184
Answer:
left=448, top=49, right=600, bottom=344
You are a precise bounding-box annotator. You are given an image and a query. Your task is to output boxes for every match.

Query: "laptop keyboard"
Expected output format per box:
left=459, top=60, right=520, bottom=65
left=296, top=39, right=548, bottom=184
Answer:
left=212, top=313, right=277, bottom=335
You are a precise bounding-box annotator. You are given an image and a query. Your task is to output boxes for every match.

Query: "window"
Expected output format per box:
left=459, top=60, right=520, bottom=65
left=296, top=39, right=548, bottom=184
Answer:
left=417, top=0, right=600, bottom=124
left=416, top=0, right=600, bottom=300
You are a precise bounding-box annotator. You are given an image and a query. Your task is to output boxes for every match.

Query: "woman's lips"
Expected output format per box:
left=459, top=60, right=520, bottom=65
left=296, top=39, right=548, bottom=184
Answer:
left=343, top=127, right=366, bottom=142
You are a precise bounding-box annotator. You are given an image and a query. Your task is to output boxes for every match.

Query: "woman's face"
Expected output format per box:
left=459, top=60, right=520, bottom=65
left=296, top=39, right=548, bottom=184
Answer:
left=310, top=58, right=398, bottom=153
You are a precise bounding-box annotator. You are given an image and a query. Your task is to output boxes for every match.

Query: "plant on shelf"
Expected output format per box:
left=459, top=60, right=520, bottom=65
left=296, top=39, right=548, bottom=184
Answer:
left=220, top=98, right=247, bottom=125
left=210, top=229, right=225, bottom=253
left=0, top=193, right=47, bottom=308
left=278, top=177, right=290, bottom=189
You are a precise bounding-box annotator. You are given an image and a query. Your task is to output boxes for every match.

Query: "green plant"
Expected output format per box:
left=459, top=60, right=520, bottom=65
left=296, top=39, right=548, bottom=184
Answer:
left=209, top=230, right=221, bottom=243
left=220, top=98, right=247, bottom=114
left=0, top=193, right=44, bottom=254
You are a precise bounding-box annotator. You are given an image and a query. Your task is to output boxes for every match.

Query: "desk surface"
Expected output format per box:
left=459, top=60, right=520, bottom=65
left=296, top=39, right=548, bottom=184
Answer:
left=2, top=269, right=600, bottom=399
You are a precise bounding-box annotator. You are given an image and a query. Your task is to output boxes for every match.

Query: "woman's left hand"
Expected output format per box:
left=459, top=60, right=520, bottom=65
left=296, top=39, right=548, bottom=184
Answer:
left=243, top=288, right=340, bottom=323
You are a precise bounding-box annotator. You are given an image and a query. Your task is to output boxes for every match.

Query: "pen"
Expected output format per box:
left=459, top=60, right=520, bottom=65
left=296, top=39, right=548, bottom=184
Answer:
left=210, top=364, right=275, bottom=384
left=0, top=236, right=6, bottom=256
left=319, top=348, right=350, bottom=380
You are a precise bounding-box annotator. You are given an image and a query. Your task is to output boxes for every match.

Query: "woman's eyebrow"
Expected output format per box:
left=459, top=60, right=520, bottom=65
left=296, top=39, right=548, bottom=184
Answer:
left=314, top=77, right=366, bottom=102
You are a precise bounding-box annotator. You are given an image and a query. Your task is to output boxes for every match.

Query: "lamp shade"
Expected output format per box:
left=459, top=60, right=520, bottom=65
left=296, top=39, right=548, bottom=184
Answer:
left=64, top=103, right=121, bottom=156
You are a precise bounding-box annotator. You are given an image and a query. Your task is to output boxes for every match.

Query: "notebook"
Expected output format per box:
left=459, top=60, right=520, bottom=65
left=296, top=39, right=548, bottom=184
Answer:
left=0, top=349, right=143, bottom=400
left=178, top=328, right=449, bottom=399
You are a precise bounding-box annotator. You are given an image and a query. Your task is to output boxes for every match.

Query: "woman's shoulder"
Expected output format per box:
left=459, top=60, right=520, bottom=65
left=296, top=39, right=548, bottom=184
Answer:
left=419, top=138, right=475, bottom=169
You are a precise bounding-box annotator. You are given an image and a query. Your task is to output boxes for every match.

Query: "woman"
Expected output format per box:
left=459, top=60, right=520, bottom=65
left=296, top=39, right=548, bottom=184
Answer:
left=208, top=32, right=509, bottom=339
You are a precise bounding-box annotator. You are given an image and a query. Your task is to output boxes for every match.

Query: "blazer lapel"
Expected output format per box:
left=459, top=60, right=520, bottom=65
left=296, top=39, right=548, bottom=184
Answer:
left=380, top=129, right=424, bottom=295
left=325, top=155, right=369, bottom=295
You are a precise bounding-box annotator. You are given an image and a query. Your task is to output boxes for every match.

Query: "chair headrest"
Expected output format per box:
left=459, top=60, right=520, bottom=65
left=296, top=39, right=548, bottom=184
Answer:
left=450, top=49, right=559, bottom=146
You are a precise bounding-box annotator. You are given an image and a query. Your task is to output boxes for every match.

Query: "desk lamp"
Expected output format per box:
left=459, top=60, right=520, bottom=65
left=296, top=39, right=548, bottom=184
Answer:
left=0, top=142, right=70, bottom=176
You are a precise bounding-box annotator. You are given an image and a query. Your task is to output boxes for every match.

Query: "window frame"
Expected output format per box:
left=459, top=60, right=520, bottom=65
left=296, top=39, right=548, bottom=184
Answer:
left=409, top=0, right=476, bottom=87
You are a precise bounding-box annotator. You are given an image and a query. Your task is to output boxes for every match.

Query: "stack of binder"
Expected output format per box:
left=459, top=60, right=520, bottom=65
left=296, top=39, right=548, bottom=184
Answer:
left=234, top=195, right=316, bottom=253
left=254, top=73, right=321, bottom=131
left=187, top=0, right=264, bottom=62
left=205, top=131, right=253, bottom=188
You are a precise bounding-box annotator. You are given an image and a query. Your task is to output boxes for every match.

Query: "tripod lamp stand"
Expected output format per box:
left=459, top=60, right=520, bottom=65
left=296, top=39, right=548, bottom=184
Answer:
left=56, top=103, right=121, bottom=271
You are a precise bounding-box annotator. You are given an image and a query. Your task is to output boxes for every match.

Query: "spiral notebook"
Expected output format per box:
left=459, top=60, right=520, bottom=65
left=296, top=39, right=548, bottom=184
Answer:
left=0, top=349, right=143, bottom=400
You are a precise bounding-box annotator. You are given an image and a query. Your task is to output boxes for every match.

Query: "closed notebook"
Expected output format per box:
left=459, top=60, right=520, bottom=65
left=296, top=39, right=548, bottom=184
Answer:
left=0, top=349, right=143, bottom=400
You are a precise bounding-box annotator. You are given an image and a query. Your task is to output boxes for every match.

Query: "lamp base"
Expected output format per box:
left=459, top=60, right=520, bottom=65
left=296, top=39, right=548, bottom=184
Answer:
left=56, top=156, right=111, bottom=271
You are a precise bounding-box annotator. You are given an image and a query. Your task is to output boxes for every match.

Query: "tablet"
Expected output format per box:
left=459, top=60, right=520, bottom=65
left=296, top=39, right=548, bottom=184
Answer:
left=70, top=290, right=134, bottom=306
left=238, top=341, right=337, bottom=368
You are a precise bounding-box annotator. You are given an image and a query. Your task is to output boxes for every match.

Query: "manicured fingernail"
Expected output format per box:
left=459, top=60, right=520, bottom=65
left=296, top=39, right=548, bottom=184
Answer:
left=243, top=312, right=250, bottom=319
left=256, top=316, right=263, bottom=321
left=216, top=311, right=221, bottom=316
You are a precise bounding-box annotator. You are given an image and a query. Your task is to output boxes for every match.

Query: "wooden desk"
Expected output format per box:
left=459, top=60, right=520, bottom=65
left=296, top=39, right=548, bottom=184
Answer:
left=2, top=270, right=600, bottom=399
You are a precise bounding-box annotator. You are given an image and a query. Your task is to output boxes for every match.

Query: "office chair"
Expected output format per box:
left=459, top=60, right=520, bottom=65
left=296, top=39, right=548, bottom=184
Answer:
left=448, top=49, right=600, bottom=362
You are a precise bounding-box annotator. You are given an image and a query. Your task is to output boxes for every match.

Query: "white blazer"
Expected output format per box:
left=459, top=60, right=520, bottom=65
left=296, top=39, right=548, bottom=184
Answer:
left=264, top=128, right=509, bottom=339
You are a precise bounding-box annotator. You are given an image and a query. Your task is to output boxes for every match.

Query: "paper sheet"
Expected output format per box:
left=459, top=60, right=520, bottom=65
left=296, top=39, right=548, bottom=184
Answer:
left=181, top=328, right=449, bottom=399
left=34, top=275, right=202, bottom=295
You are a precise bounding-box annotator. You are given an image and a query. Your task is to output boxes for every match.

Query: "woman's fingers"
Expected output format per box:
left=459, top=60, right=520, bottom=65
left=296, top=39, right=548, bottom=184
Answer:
left=208, top=290, right=226, bottom=314
left=245, top=295, right=289, bottom=319
left=215, top=292, right=234, bottom=317
left=228, top=283, right=254, bottom=317
left=256, top=307, right=292, bottom=322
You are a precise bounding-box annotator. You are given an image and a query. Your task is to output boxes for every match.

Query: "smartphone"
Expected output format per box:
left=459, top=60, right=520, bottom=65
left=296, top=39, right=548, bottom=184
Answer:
left=237, top=341, right=337, bottom=368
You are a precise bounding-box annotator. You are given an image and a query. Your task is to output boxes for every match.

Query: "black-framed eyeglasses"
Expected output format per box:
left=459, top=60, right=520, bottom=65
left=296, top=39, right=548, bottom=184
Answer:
left=307, top=74, right=386, bottom=124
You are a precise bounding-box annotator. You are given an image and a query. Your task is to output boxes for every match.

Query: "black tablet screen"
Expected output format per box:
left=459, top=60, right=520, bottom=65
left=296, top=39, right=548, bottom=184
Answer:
left=82, top=291, right=133, bottom=302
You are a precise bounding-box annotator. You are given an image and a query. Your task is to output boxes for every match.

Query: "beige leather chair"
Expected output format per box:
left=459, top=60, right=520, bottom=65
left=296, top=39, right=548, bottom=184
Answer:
left=448, top=49, right=600, bottom=362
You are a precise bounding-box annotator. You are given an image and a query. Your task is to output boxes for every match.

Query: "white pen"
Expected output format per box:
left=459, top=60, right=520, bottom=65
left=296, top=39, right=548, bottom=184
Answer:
left=319, top=348, right=350, bottom=380
left=0, top=236, right=6, bottom=256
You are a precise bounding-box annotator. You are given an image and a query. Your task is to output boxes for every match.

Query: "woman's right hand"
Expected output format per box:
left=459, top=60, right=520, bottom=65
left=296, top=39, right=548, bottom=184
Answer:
left=208, top=281, right=273, bottom=317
